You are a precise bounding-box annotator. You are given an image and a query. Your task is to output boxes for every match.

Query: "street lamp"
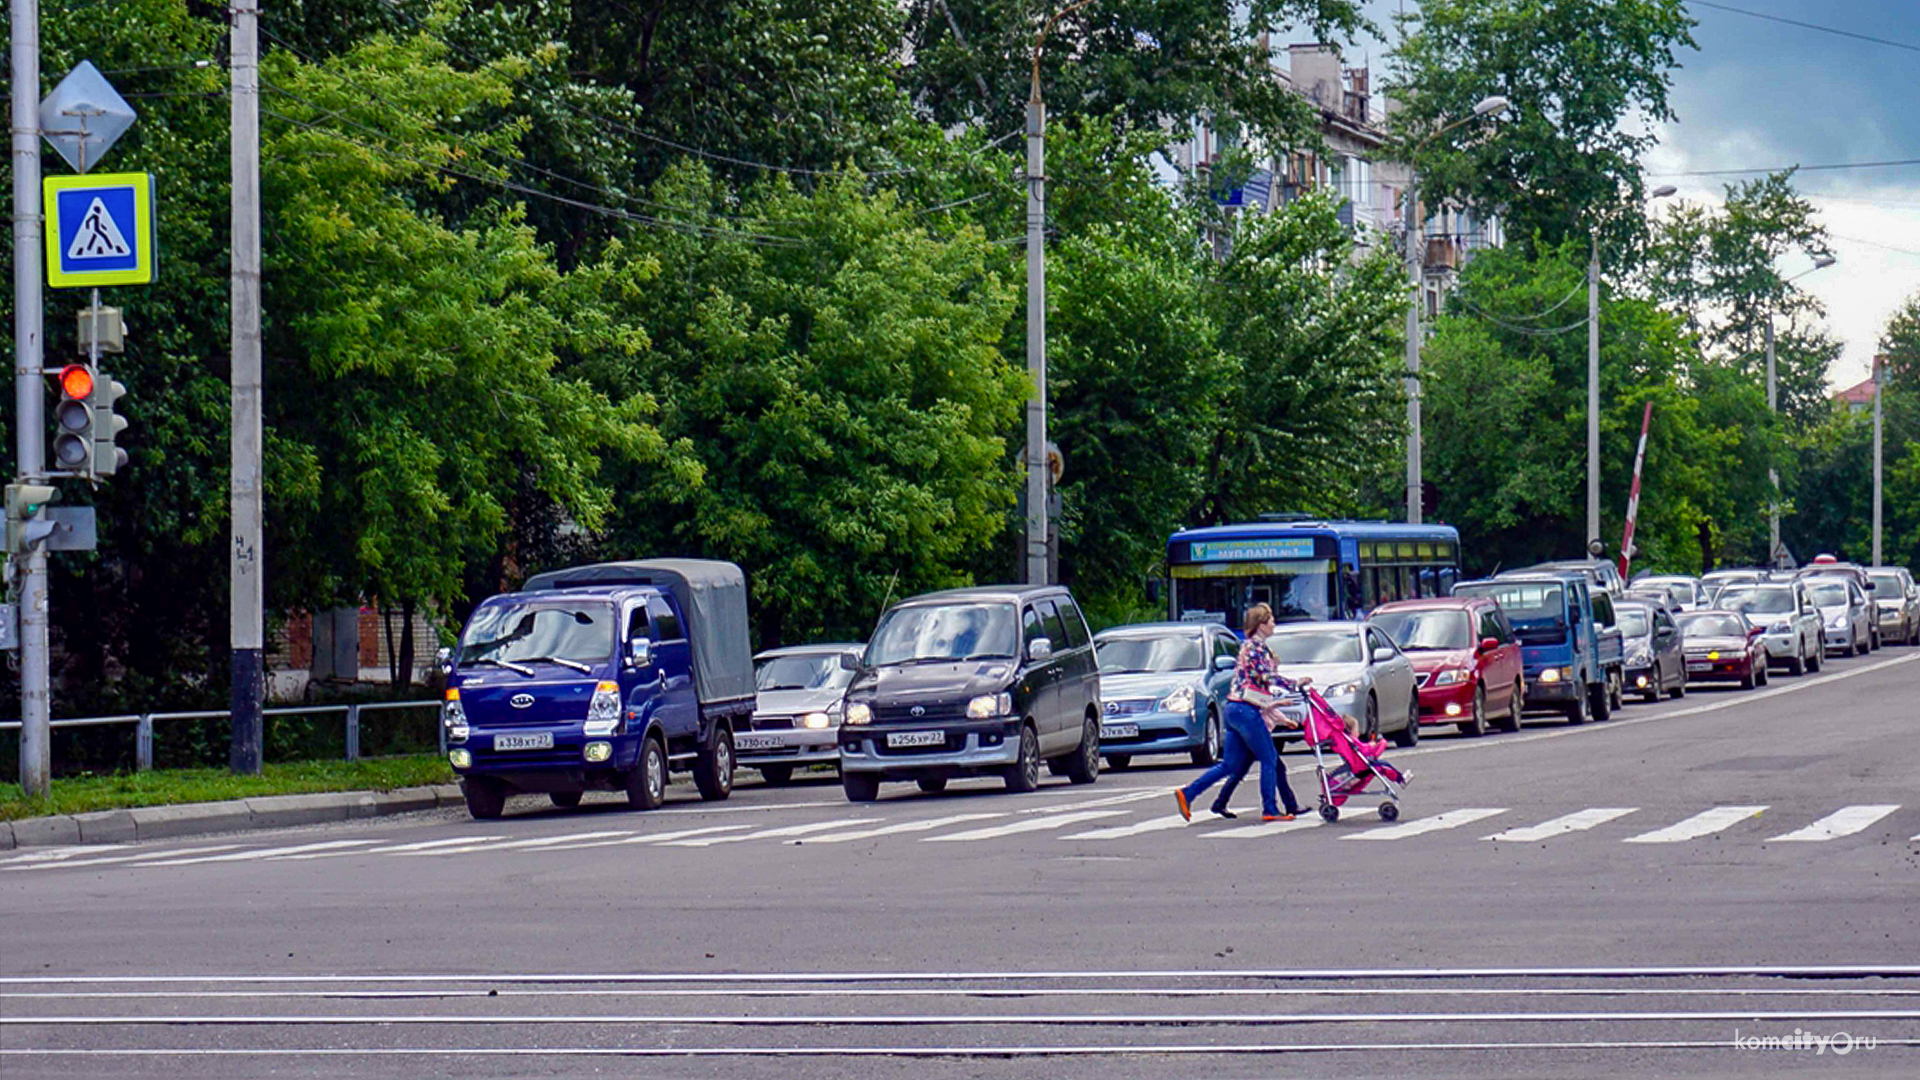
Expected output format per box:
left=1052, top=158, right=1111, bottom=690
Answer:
left=1023, top=0, right=1095, bottom=585
left=1585, top=185, right=1678, bottom=551
left=1765, top=252, right=1836, bottom=566
left=1404, top=94, right=1508, bottom=524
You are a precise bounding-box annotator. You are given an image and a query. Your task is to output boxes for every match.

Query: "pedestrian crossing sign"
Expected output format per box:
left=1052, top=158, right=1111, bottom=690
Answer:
left=43, top=172, right=156, bottom=288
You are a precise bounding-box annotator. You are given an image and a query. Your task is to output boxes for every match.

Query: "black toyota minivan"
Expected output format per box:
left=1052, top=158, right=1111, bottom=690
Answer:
left=836, top=585, right=1102, bottom=801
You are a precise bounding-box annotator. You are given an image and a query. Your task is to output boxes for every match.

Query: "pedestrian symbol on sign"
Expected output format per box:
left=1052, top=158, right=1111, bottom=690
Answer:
left=67, top=198, right=132, bottom=259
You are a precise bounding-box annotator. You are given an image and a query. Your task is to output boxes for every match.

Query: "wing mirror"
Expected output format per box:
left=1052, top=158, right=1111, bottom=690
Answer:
left=1028, top=637, right=1054, bottom=661
left=1746, top=625, right=1764, bottom=640
left=839, top=651, right=860, bottom=671
left=436, top=646, right=453, bottom=675
left=1478, top=636, right=1499, bottom=653
left=626, top=637, right=654, bottom=669
left=1371, top=645, right=1396, bottom=664
left=1213, top=654, right=1236, bottom=671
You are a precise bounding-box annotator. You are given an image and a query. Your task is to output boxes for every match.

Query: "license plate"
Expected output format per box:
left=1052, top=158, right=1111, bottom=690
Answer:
left=887, top=731, right=945, bottom=748
left=1101, top=723, right=1139, bottom=739
left=1687, top=662, right=1711, bottom=672
left=734, top=733, right=782, bottom=752
left=494, top=732, right=553, bottom=751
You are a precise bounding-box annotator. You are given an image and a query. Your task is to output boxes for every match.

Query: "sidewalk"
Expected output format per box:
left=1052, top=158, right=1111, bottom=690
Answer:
left=0, top=784, right=465, bottom=850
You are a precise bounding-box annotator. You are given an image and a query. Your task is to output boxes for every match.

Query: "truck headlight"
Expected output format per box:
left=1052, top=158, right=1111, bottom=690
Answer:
left=1430, top=668, right=1467, bottom=687
left=449, top=748, right=472, bottom=769
left=845, top=702, right=872, bottom=725
left=584, top=680, right=623, bottom=736
left=442, top=691, right=468, bottom=743
left=966, top=692, right=1013, bottom=719
left=1156, top=685, right=1196, bottom=713
left=1539, top=667, right=1566, bottom=683
left=801, top=711, right=833, bottom=729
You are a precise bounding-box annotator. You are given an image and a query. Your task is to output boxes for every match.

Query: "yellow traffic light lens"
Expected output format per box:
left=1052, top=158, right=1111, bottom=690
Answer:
left=59, top=365, right=94, bottom=400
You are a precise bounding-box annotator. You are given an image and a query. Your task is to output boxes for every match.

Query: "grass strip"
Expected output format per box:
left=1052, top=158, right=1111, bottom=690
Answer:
left=0, top=755, right=456, bottom=821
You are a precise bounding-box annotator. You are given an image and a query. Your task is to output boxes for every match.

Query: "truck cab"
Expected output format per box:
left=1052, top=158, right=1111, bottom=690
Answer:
left=442, top=559, right=755, bottom=819
left=1454, top=571, right=1619, bottom=724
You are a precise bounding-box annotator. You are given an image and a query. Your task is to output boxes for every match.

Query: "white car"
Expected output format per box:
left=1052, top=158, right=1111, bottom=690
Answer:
left=738, top=644, right=863, bottom=784
left=1867, top=567, right=1920, bottom=646
left=1717, top=582, right=1823, bottom=675
left=1265, top=622, right=1421, bottom=747
left=1804, top=577, right=1873, bottom=657
left=1632, top=574, right=1709, bottom=612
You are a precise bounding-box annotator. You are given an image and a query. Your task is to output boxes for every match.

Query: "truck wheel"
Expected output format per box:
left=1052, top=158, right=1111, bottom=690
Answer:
left=758, top=764, right=794, bottom=786
left=1588, top=678, right=1611, bottom=722
left=842, top=771, right=880, bottom=802
left=625, top=735, right=667, bottom=811
left=462, top=777, right=507, bottom=820
left=693, top=726, right=734, bottom=801
left=1609, top=670, right=1624, bottom=711
left=548, top=791, right=583, bottom=809
left=1564, top=689, right=1587, bottom=726
left=1063, top=717, right=1100, bottom=784
left=1003, top=724, right=1041, bottom=793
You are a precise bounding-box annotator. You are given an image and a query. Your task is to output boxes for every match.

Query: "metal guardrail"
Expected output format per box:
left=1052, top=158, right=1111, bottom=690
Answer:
left=0, top=700, right=443, bottom=770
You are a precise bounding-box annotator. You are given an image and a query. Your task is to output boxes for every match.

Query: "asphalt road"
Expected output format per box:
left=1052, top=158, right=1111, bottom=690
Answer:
left=4, top=648, right=1918, bottom=1078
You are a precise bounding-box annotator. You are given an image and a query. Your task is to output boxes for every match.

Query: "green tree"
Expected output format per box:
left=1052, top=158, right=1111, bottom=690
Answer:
left=1385, top=0, right=1697, bottom=253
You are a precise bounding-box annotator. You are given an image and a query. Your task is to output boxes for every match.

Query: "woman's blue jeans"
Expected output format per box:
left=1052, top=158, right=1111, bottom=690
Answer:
left=1180, top=701, right=1298, bottom=817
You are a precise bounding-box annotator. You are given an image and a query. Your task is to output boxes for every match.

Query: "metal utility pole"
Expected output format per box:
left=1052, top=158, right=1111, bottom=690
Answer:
left=11, top=0, right=50, bottom=797
left=1587, top=237, right=1601, bottom=550
left=1023, top=86, right=1048, bottom=585
left=1765, top=311, right=1780, bottom=567
left=230, top=0, right=265, bottom=773
left=1405, top=172, right=1422, bottom=525
left=1873, top=355, right=1884, bottom=567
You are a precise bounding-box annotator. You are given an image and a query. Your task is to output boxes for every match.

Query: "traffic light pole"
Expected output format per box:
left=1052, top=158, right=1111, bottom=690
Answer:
left=11, top=0, right=52, bottom=798
left=229, top=0, right=266, bottom=773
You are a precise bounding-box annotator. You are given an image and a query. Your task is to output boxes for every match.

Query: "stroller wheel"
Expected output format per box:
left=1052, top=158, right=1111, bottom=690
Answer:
left=1318, top=803, right=1340, bottom=824
left=1378, top=802, right=1400, bottom=822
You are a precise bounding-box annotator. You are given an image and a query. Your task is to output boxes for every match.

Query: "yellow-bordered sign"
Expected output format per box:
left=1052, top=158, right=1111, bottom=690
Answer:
left=43, top=172, right=156, bottom=288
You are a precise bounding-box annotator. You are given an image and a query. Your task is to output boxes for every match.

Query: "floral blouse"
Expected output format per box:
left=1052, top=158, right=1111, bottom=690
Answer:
left=1230, top=635, right=1296, bottom=703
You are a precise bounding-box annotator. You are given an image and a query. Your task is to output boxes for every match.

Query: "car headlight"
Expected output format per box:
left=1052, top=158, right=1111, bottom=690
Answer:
left=1156, top=685, right=1196, bottom=713
left=1767, top=622, right=1790, bottom=634
left=966, top=692, right=1013, bottom=719
left=584, top=680, right=623, bottom=737
left=845, top=701, right=872, bottom=725
left=1626, top=646, right=1651, bottom=665
left=801, top=711, right=833, bottom=729
left=1431, top=668, right=1468, bottom=686
left=442, top=691, right=468, bottom=744
left=1324, top=681, right=1362, bottom=698
left=1826, top=615, right=1847, bottom=629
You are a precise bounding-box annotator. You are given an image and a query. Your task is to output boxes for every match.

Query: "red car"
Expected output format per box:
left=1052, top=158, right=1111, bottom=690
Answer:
left=1369, top=597, right=1526, bottom=737
left=1676, top=610, right=1771, bottom=689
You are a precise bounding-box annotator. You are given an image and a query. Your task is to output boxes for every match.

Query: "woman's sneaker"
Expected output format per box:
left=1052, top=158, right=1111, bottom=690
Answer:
left=1262, top=813, right=1297, bottom=823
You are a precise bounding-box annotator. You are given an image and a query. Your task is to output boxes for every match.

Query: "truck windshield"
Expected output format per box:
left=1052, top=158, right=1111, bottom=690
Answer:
left=756, top=654, right=854, bottom=692
left=1720, top=588, right=1791, bottom=615
left=1370, top=611, right=1472, bottom=651
left=1096, top=634, right=1203, bottom=674
left=1456, top=582, right=1567, bottom=644
left=866, top=603, right=1018, bottom=666
left=459, top=601, right=615, bottom=667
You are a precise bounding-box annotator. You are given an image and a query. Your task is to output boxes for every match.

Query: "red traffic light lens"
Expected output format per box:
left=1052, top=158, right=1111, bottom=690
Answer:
left=59, top=364, right=94, bottom=400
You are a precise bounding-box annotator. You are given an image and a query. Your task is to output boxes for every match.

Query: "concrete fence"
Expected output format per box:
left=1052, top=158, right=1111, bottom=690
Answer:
left=0, top=700, right=444, bottom=771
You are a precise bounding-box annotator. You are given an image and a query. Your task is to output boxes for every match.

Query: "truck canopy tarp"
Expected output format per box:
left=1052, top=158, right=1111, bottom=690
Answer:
left=523, top=559, right=755, bottom=712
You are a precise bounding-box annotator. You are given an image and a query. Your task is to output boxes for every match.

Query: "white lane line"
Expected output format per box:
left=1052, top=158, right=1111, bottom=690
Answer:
left=0, top=845, right=129, bottom=866
left=384, top=831, right=637, bottom=858
left=536, top=824, right=751, bottom=850
left=365, top=836, right=509, bottom=855
left=923, top=810, right=1127, bottom=842
left=9, top=845, right=248, bottom=871
left=1017, top=789, right=1165, bottom=814
left=1485, top=808, right=1639, bottom=843
left=1344, top=808, right=1507, bottom=841
left=133, top=840, right=380, bottom=867
left=661, top=820, right=881, bottom=848
left=1767, top=805, right=1901, bottom=842
left=1623, top=806, right=1768, bottom=844
left=1204, top=817, right=1325, bottom=839
left=799, top=814, right=1007, bottom=844
left=1063, top=815, right=1194, bottom=840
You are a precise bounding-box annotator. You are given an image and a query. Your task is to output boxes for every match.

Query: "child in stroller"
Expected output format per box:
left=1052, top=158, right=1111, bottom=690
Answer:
left=1295, top=682, right=1410, bottom=823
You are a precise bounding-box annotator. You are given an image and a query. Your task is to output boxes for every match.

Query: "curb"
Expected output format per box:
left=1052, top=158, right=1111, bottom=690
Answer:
left=0, top=784, right=466, bottom=851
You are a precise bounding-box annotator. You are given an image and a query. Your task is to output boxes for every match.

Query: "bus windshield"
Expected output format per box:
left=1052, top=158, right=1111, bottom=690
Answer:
left=1172, top=559, right=1335, bottom=625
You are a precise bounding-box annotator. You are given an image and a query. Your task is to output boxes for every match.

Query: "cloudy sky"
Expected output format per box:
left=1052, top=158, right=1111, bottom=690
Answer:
left=1345, top=0, right=1920, bottom=389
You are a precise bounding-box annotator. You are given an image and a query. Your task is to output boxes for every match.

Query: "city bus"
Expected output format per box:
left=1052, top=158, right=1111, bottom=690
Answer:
left=1165, top=517, right=1463, bottom=625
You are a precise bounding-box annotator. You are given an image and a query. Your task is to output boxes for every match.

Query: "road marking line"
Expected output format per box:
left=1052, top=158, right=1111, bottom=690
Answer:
left=1203, top=817, right=1325, bottom=839
left=385, top=831, right=636, bottom=857
left=133, top=840, right=380, bottom=867
left=1623, top=806, right=1768, bottom=844
left=1484, top=808, right=1639, bottom=842
left=1017, top=789, right=1165, bottom=814
left=924, top=810, right=1126, bottom=842
left=800, top=814, right=1007, bottom=844
left=1344, top=808, right=1507, bottom=841
left=362, top=836, right=509, bottom=855
left=8, top=845, right=248, bottom=871
left=1062, top=815, right=1194, bottom=840
left=1766, top=805, right=1900, bottom=842
left=535, top=824, right=754, bottom=850
left=0, top=845, right=128, bottom=866
left=661, top=820, right=881, bottom=847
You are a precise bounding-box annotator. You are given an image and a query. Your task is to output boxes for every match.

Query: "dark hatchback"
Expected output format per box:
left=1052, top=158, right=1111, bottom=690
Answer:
left=837, top=585, right=1103, bottom=800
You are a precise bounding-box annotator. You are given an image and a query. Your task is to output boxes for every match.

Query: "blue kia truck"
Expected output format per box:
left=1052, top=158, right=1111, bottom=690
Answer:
left=1454, top=571, right=1624, bottom=724
left=441, top=559, right=756, bottom=819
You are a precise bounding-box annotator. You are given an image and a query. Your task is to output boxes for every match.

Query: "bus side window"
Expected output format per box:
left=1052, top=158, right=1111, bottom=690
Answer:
left=1439, top=566, right=1457, bottom=596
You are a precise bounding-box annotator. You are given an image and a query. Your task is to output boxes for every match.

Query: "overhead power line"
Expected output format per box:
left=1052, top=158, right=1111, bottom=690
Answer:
left=1687, top=1, right=1920, bottom=55
left=1651, top=158, right=1920, bottom=177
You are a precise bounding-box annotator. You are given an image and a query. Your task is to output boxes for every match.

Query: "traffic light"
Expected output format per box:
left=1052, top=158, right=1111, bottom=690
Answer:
left=5, top=482, right=59, bottom=555
left=91, top=375, right=129, bottom=476
left=1419, top=480, right=1439, bottom=521
left=51, top=364, right=95, bottom=473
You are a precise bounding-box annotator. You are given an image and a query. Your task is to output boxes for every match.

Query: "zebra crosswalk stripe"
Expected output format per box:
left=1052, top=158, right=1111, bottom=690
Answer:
left=1623, top=806, right=1768, bottom=844
left=1485, top=808, right=1639, bottom=842
left=800, top=813, right=1007, bottom=844
left=536, top=824, right=751, bottom=851
left=1344, top=808, right=1507, bottom=841
left=9, top=844, right=248, bottom=871
left=1204, top=817, right=1325, bottom=839
left=660, top=820, right=881, bottom=848
left=388, top=831, right=637, bottom=857
left=923, top=810, right=1126, bottom=842
left=368, top=836, right=509, bottom=856
left=1063, top=814, right=1193, bottom=840
left=1766, top=805, right=1900, bottom=842
left=133, top=840, right=380, bottom=867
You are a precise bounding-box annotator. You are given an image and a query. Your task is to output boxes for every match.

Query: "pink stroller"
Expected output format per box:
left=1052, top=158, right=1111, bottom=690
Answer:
left=1298, top=685, right=1408, bottom=823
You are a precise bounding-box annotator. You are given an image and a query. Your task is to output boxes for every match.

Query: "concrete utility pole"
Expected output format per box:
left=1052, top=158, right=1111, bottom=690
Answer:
left=1587, top=237, right=1600, bottom=549
left=1873, top=354, right=1884, bottom=567
left=1765, top=253, right=1835, bottom=567
left=1405, top=172, right=1422, bottom=525
left=230, top=0, right=266, bottom=773
left=11, top=0, right=50, bottom=797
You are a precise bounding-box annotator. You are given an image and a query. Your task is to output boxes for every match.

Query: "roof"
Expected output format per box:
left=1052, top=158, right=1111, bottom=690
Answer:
left=1370, top=597, right=1489, bottom=611
left=753, top=642, right=864, bottom=660
left=1170, top=520, right=1459, bottom=542
left=1833, top=376, right=1877, bottom=405
left=887, top=584, right=1074, bottom=606
left=1095, top=621, right=1227, bottom=637
left=1269, top=620, right=1365, bottom=633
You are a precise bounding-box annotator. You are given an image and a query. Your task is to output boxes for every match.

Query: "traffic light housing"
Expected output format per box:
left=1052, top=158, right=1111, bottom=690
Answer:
left=91, top=376, right=128, bottom=476
left=51, top=364, right=95, bottom=473
left=5, top=482, right=59, bottom=555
